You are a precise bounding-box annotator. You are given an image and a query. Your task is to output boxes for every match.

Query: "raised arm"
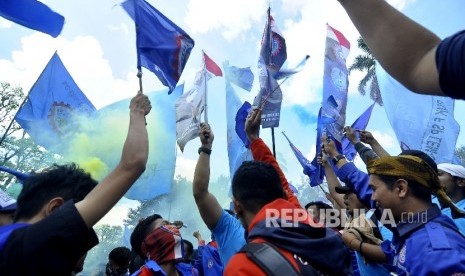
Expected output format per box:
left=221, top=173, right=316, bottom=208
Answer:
left=318, top=153, right=345, bottom=209
left=246, top=108, right=301, bottom=208
left=192, top=123, right=223, bottom=230
left=76, top=92, right=151, bottom=228
left=344, top=126, right=379, bottom=165
left=322, top=135, right=373, bottom=209
left=338, top=0, right=442, bottom=95
left=359, top=130, right=390, bottom=158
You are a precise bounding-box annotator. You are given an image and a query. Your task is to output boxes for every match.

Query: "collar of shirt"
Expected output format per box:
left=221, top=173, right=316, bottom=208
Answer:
left=396, top=205, right=442, bottom=238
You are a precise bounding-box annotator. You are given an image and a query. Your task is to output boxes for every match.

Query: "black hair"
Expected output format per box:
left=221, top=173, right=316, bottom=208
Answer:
left=182, top=239, right=194, bottom=260
left=232, top=161, right=285, bottom=214
left=109, top=246, right=131, bottom=266
left=304, top=201, right=333, bottom=211
left=377, top=175, right=431, bottom=202
left=15, top=163, right=97, bottom=221
left=130, top=214, right=163, bottom=258
left=399, top=150, right=438, bottom=173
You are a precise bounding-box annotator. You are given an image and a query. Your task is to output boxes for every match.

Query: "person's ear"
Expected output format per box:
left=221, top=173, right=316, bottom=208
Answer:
left=233, top=198, right=243, bottom=217
left=45, top=197, right=65, bottom=216
left=395, top=179, right=408, bottom=198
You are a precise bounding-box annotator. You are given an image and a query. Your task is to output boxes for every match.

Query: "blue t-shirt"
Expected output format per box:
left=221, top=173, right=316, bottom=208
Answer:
left=211, top=209, right=245, bottom=266
left=436, top=30, right=465, bottom=99
left=442, top=199, right=465, bottom=235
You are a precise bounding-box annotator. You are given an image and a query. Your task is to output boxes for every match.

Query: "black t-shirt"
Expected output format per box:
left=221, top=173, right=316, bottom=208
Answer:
left=436, top=30, right=465, bottom=100
left=0, top=200, right=99, bottom=275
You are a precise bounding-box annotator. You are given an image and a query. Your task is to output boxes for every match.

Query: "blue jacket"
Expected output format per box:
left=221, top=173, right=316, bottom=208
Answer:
left=336, top=162, right=373, bottom=209
left=381, top=205, right=465, bottom=275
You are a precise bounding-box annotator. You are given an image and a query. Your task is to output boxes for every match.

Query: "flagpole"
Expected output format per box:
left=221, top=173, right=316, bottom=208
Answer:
left=202, top=50, right=210, bottom=140
left=137, top=68, right=143, bottom=93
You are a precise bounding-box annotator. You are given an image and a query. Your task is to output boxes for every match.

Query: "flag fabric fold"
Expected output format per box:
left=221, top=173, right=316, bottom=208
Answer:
left=0, top=165, right=29, bottom=182
left=282, top=132, right=316, bottom=178
left=122, top=0, right=194, bottom=92
left=321, top=24, right=350, bottom=143
left=223, top=61, right=254, bottom=92
left=15, top=52, right=96, bottom=151
left=377, top=66, right=460, bottom=163
left=96, top=85, right=184, bottom=200
left=235, top=101, right=252, bottom=148
left=308, top=108, right=326, bottom=187
left=0, top=0, right=64, bottom=37
left=253, top=7, right=287, bottom=128
left=175, top=53, right=221, bottom=151
left=273, top=55, right=310, bottom=80
left=224, top=64, right=253, bottom=190
left=342, top=102, right=376, bottom=161
left=203, top=51, right=222, bottom=78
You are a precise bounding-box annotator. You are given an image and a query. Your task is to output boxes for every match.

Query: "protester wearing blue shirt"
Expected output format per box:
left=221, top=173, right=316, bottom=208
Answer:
left=367, top=155, right=465, bottom=274
left=437, top=163, right=465, bottom=234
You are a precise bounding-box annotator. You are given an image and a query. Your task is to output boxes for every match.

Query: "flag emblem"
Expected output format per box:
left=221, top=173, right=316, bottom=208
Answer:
left=47, top=101, right=73, bottom=135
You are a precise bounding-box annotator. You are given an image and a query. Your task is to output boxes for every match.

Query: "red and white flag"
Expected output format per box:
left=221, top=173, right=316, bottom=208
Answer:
left=203, top=51, right=222, bottom=78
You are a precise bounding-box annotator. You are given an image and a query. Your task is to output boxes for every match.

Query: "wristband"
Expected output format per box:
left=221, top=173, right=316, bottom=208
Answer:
left=198, top=147, right=212, bottom=155
left=332, top=154, right=345, bottom=164
left=359, top=241, right=364, bottom=254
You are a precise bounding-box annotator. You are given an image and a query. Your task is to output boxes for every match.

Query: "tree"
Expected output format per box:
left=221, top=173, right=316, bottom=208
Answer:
left=456, top=146, right=465, bottom=166
left=83, top=225, right=124, bottom=274
left=0, top=82, right=59, bottom=189
left=348, top=37, right=383, bottom=106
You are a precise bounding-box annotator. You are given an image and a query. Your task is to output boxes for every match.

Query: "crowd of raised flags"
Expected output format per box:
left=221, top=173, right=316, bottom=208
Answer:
left=0, top=0, right=461, bottom=201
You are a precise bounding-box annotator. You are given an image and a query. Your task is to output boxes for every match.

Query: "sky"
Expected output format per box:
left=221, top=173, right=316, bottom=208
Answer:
left=1, top=0, right=464, bottom=228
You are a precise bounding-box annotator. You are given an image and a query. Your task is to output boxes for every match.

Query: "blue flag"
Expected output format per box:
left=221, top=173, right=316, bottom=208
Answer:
left=235, top=101, right=252, bottom=149
left=321, top=24, right=350, bottom=142
left=223, top=61, right=254, bottom=92
left=282, top=132, right=316, bottom=179
left=122, top=0, right=194, bottom=92
left=0, top=0, right=64, bottom=37
left=342, top=103, right=375, bottom=161
left=224, top=62, right=253, bottom=191
left=308, top=108, right=326, bottom=187
left=273, top=55, right=310, bottom=80
left=253, top=7, right=287, bottom=128
left=377, top=66, right=459, bottom=164
left=15, top=52, right=96, bottom=151
left=0, top=165, right=29, bottom=182
left=96, top=85, right=184, bottom=200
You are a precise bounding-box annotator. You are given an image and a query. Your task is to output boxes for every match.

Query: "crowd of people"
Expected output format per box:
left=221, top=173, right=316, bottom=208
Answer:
left=0, top=0, right=465, bottom=275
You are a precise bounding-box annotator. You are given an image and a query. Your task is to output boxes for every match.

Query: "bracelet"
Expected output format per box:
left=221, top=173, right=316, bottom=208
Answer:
left=198, top=147, right=212, bottom=155
left=359, top=241, right=364, bottom=254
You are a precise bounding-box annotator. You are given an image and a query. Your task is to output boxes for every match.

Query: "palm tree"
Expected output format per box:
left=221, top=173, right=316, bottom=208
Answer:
left=348, top=37, right=383, bottom=106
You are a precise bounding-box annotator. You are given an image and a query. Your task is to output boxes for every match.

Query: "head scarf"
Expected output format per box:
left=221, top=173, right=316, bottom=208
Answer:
left=141, top=225, right=183, bottom=264
left=438, top=163, right=465, bottom=179
left=368, top=155, right=465, bottom=219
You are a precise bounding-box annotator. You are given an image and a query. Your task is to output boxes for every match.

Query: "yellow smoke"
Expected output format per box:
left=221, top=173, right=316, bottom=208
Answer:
left=77, top=157, right=109, bottom=180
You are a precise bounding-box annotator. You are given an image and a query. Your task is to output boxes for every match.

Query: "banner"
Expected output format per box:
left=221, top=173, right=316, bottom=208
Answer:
left=321, top=24, right=350, bottom=142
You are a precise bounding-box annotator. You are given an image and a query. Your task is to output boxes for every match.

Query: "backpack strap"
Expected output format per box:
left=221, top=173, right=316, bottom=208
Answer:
left=239, top=242, right=300, bottom=276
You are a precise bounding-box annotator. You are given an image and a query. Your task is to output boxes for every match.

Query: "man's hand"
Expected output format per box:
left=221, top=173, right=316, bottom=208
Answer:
left=359, top=130, right=375, bottom=144
left=130, top=91, right=152, bottom=115
left=199, top=123, right=214, bottom=149
left=317, top=151, right=330, bottom=167
left=172, top=220, right=184, bottom=229
left=245, top=108, right=261, bottom=142
left=321, top=133, right=340, bottom=158
left=344, top=126, right=359, bottom=144
left=193, top=230, right=202, bottom=240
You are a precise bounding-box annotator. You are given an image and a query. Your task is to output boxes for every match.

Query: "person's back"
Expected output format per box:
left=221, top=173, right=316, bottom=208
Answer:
left=224, top=161, right=351, bottom=275
left=0, top=92, right=151, bottom=275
